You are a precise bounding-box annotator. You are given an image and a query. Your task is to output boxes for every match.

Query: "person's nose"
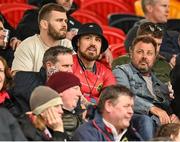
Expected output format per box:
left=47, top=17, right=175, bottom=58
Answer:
left=90, top=38, right=96, bottom=46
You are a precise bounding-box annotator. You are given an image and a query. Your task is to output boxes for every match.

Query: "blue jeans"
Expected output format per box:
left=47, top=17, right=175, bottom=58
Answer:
left=131, top=114, right=156, bottom=141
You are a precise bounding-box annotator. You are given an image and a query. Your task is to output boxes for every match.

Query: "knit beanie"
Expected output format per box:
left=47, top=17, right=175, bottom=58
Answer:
left=30, top=86, right=63, bottom=115
left=46, top=71, right=81, bottom=93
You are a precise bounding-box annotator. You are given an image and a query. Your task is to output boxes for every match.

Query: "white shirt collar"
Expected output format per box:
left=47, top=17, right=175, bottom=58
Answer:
left=103, top=118, right=127, bottom=142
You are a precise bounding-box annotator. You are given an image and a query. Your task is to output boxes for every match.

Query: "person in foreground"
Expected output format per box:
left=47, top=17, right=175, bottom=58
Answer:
left=28, top=86, right=69, bottom=140
left=72, top=85, right=143, bottom=141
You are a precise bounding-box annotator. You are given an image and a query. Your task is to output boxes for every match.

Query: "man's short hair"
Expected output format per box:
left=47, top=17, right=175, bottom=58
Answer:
left=43, top=45, right=73, bottom=66
left=131, top=35, right=157, bottom=53
left=141, top=0, right=158, bottom=14
left=97, top=85, right=134, bottom=114
left=137, top=22, right=163, bottom=39
left=38, top=3, right=66, bottom=26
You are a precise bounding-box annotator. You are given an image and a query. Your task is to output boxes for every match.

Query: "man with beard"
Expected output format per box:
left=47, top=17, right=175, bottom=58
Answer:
left=113, top=36, right=179, bottom=140
left=11, top=3, right=68, bottom=72
left=71, top=23, right=116, bottom=104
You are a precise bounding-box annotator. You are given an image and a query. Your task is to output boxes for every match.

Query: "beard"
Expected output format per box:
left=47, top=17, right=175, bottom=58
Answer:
left=136, top=59, right=152, bottom=74
left=78, top=47, right=100, bottom=61
left=48, top=23, right=67, bottom=40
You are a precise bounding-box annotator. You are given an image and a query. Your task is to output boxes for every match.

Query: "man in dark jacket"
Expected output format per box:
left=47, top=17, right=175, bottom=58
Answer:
left=72, top=85, right=143, bottom=141
left=8, top=45, right=73, bottom=115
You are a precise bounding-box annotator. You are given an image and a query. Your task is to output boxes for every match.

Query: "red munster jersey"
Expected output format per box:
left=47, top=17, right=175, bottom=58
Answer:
left=72, top=55, right=116, bottom=104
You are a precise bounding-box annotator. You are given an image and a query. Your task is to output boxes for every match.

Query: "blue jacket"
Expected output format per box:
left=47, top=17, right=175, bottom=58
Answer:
left=113, top=63, right=172, bottom=115
left=72, top=111, right=143, bottom=141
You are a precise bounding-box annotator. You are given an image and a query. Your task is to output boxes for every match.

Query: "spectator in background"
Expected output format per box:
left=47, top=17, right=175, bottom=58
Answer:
left=16, top=0, right=81, bottom=41
left=125, top=0, right=180, bottom=67
left=46, top=71, right=84, bottom=140
left=72, top=23, right=116, bottom=104
left=12, top=3, right=68, bottom=72
left=72, top=85, right=143, bottom=141
left=156, top=123, right=180, bottom=141
left=9, top=46, right=73, bottom=115
left=113, top=36, right=179, bottom=140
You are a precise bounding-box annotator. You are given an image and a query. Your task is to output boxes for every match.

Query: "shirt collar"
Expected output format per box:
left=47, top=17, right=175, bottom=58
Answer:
left=103, top=118, right=127, bottom=142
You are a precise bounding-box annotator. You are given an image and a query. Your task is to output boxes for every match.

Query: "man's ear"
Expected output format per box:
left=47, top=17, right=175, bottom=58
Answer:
left=40, top=19, right=48, bottom=30
left=45, top=61, right=54, bottom=70
left=146, top=5, right=153, bottom=13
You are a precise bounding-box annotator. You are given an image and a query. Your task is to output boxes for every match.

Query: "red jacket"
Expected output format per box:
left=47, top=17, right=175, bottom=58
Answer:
left=73, top=55, right=116, bottom=103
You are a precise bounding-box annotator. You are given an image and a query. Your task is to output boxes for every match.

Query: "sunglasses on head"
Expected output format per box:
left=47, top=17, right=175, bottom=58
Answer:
left=148, top=24, right=163, bottom=32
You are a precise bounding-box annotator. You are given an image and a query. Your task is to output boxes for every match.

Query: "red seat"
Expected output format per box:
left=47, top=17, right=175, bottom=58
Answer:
left=71, top=10, right=106, bottom=25
left=109, top=44, right=127, bottom=59
left=102, top=26, right=126, bottom=45
left=81, top=0, right=134, bottom=24
left=0, top=0, right=27, bottom=4
left=0, top=3, right=36, bottom=28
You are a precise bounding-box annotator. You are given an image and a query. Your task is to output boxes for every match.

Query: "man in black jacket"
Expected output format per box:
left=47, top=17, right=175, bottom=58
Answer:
left=8, top=45, right=73, bottom=115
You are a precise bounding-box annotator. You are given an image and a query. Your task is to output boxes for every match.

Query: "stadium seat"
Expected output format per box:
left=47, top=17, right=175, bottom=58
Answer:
left=0, top=0, right=27, bottom=3
left=0, top=3, right=36, bottom=28
left=71, top=9, right=106, bottom=25
left=109, top=14, right=143, bottom=34
left=81, top=0, right=134, bottom=24
left=102, top=25, right=126, bottom=45
left=109, top=44, right=127, bottom=59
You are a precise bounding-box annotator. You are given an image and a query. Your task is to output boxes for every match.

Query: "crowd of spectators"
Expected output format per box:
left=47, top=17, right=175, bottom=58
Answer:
left=0, top=0, right=179, bottom=141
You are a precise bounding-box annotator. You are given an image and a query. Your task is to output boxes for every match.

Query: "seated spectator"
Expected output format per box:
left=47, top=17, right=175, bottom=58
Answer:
left=8, top=46, right=73, bottom=115
left=0, top=107, right=26, bottom=141
left=72, top=23, right=116, bottom=104
left=12, top=3, right=68, bottom=72
left=113, top=21, right=171, bottom=83
left=113, top=36, right=179, bottom=140
left=26, top=86, right=69, bottom=141
left=17, top=0, right=80, bottom=41
left=46, top=71, right=84, bottom=139
left=156, top=123, right=180, bottom=141
left=72, top=85, right=143, bottom=141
